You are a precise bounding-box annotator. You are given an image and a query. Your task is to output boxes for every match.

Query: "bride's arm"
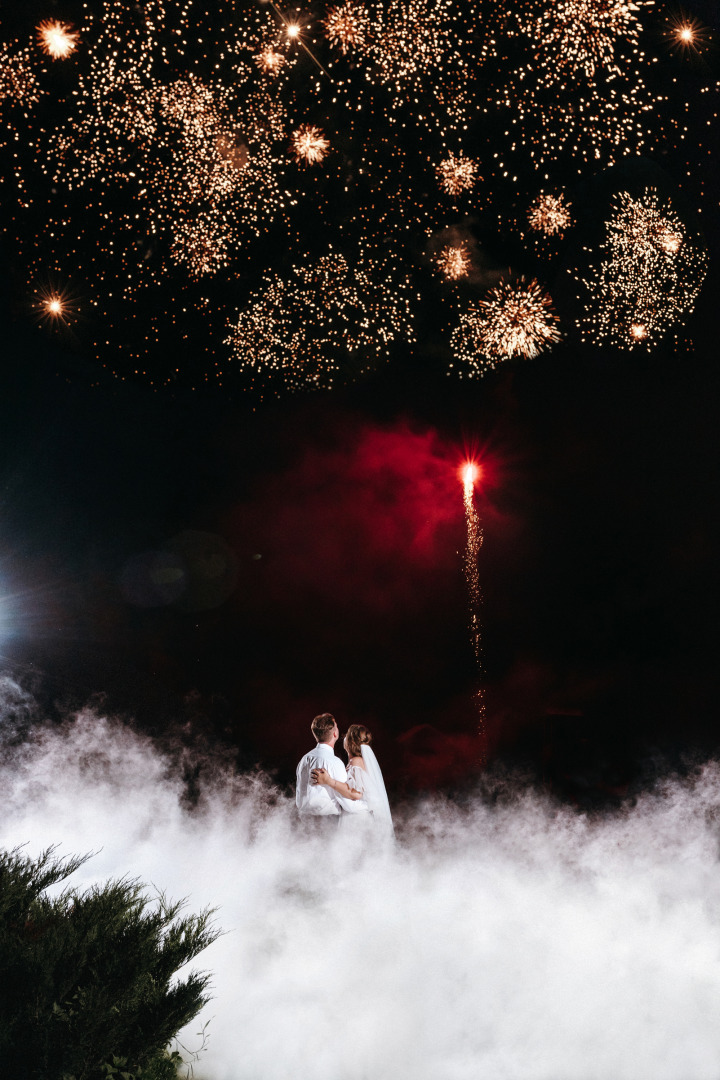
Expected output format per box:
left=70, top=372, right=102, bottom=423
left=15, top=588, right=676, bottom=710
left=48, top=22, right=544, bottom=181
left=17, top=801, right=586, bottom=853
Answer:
left=310, top=768, right=364, bottom=800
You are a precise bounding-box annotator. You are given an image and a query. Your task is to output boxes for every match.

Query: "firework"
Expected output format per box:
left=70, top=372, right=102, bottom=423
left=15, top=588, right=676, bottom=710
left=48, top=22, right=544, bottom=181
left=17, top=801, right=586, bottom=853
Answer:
left=36, top=20, right=80, bottom=60
left=324, top=1, right=370, bottom=54
left=450, top=277, right=561, bottom=376
left=291, top=124, right=330, bottom=165
left=436, top=153, right=479, bottom=198
left=254, top=46, right=286, bottom=75
left=518, top=0, right=651, bottom=79
left=225, top=251, right=414, bottom=394
left=576, top=188, right=709, bottom=349
left=485, top=0, right=661, bottom=170
left=435, top=244, right=471, bottom=280
left=461, top=461, right=487, bottom=756
left=527, top=191, right=573, bottom=238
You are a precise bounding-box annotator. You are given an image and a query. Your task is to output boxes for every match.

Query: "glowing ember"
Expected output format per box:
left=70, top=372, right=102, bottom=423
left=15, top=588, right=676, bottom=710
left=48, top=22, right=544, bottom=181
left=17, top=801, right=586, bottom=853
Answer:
left=286, top=23, right=301, bottom=40
left=436, top=152, right=479, bottom=198
left=36, top=20, right=79, bottom=60
left=291, top=124, right=330, bottom=165
left=435, top=244, right=471, bottom=280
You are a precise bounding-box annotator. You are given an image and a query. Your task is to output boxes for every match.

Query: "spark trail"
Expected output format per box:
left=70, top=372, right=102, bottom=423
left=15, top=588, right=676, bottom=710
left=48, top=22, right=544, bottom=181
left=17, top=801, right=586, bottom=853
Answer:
left=462, top=461, right=487, bottom=760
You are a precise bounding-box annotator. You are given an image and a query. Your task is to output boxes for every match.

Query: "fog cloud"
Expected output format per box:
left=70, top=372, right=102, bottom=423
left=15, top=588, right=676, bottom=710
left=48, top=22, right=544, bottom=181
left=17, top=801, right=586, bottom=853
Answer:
left=3, top=682, right=720, bottom=1079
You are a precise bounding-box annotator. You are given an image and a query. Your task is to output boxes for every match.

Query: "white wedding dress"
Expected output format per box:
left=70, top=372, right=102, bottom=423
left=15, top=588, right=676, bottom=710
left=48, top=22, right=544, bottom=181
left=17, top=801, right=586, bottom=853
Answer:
left=341, top=745, right=394, bottom=840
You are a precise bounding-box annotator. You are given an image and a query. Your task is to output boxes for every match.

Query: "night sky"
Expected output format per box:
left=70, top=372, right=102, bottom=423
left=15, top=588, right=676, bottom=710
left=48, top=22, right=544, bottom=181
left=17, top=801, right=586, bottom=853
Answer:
left=1, top=0, right=719, bottom=804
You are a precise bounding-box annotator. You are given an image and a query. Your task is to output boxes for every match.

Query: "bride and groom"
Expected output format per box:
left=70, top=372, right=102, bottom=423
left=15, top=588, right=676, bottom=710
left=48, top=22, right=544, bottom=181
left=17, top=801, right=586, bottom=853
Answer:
left=295, top=713, right=394, bottom=836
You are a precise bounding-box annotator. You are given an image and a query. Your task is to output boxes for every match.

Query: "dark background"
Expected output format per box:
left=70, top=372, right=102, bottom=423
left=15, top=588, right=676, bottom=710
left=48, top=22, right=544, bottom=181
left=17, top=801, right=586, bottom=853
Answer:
left=1, top=0, right=719, bottom=805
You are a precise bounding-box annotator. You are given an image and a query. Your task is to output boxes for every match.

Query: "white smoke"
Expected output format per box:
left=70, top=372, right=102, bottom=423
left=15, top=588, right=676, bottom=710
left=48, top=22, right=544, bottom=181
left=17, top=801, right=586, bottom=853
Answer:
left=3, top=678, right=720, bottom=1080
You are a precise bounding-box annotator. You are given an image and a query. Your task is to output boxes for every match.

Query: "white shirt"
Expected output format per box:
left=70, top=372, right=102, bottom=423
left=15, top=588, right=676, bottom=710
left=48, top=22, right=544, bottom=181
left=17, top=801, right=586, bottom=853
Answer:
left=295, top=743, right=363, bottom=816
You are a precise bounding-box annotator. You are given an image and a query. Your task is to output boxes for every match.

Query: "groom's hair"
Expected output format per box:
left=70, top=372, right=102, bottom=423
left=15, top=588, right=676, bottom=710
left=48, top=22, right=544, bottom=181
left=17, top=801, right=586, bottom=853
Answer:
left=311, top=713, right=336, bottom=743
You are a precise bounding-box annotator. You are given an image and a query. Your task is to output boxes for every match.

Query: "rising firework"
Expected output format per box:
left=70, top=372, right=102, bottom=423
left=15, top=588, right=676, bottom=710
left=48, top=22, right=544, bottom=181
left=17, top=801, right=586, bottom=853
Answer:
left=461, top=461, right=487, bottom=759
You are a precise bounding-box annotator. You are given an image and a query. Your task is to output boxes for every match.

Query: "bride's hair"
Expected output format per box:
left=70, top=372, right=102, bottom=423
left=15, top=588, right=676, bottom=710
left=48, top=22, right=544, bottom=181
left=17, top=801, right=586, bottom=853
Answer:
left=345, top=724, right=372, bottom=758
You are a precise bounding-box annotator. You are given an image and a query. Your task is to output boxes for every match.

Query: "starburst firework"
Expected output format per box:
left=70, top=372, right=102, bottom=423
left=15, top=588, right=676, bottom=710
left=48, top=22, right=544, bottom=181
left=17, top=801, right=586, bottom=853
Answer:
left=291, top=124, right=330, bottom=165
left=435, top=244, right=471, bottom=280
left=518, top=0, right=651, bottom=78
left=324, top=1, right=370, bottom=53
left=254, top=46, right=286, bottom=76
left=528, top=192, right=574, bottom=237
left=436, top=153, right=479, bottom=198
left=36, top=20, right=80, bottom=60
left=576, top=188, right=709, bottom=349
left=450, top=277, right=561, bottom=376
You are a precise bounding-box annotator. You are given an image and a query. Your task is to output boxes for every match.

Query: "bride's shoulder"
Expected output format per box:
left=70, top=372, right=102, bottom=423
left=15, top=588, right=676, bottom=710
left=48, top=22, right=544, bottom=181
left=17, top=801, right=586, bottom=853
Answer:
left=348, top=755, right=365, bottom=770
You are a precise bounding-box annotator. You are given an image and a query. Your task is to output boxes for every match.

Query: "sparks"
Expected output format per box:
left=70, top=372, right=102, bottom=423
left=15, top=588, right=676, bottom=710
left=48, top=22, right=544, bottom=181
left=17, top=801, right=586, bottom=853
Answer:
left=36, top=20, right=79, bottom=60
left=291, top=124, right=330, bottom=165
left=460, top=457, right=487, bottom=754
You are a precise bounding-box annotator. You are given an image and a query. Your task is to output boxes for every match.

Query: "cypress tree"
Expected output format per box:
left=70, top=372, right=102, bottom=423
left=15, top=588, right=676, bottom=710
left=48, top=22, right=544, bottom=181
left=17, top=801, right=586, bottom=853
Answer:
left=0, top=846, right=219, bottom=1079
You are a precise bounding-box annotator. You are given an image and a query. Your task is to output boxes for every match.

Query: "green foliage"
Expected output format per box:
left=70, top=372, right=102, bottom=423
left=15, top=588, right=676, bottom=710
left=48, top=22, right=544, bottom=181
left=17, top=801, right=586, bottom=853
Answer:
left=0, top=846, right=219, bottom=1080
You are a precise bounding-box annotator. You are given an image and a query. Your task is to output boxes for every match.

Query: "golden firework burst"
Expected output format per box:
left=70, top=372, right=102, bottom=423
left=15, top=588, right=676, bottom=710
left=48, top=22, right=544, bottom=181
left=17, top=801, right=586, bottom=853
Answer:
left=450, top=277, right=561, bottom=375
left=435, top=244, right=471, bottom=280
left=36, top=20, right=79, bottom=60
left=0, top=44, right=41, bottom=107
left=324, top=0, right=369, bottom=54
left=436, top=152, right=479, bottom=198
left=576, top=188, right=709, bottom=349
left=527, top=191, right=574, bottom=237
left=254, top=45, right=286, bottom=75
left=291, top=124, right=330, bottom=165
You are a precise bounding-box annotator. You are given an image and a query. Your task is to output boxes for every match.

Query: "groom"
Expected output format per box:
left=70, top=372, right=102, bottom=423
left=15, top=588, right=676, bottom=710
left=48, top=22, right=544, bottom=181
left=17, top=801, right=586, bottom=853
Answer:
left=295, top=712, right=360, bottom=825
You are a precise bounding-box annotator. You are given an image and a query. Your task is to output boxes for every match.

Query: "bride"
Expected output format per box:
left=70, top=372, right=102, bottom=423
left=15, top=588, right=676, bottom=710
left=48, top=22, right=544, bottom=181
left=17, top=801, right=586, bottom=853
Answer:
left=311, top=724, right=394, bottom=837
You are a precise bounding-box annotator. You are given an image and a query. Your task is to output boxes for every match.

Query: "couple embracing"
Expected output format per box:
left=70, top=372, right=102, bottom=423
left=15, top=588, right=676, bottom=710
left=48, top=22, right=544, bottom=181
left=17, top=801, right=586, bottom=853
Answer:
left=295, top=713, right=394, bottom=838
